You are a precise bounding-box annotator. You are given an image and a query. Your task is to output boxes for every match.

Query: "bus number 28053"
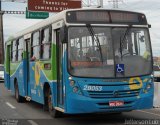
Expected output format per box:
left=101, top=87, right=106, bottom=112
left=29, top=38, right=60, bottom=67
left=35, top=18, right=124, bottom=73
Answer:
left=83, top=85, right=102, bottom=91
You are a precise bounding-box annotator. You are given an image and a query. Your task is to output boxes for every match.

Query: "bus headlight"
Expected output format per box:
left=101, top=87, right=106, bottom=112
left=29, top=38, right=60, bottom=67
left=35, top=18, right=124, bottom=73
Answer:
left=69, top=80, right=82, bottom=95
left=73, top=86, right=82, bottom=95
left=73, top=86, right=79, bottom=93
left=70, top=80, right=75, bottom=87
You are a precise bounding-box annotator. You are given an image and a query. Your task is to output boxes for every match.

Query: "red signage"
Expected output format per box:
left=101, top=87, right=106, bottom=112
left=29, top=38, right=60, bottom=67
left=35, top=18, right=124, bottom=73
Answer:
left=28, top=0, right=81, bottom=12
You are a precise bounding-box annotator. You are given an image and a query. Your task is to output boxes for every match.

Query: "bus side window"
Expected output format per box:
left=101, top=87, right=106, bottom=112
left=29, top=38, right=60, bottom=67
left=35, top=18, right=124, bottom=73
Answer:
left=11, top=40, right=17, bottom=62
left=31, top=31, right=40, bottom=61
left=41, top=27, right=51, bottom=59
left=17, top=37, right=24, bottom=61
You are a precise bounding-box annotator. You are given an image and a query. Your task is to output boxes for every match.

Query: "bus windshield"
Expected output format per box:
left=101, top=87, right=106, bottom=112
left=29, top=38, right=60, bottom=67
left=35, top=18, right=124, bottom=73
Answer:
left=68, top=26, right=152, bottom=78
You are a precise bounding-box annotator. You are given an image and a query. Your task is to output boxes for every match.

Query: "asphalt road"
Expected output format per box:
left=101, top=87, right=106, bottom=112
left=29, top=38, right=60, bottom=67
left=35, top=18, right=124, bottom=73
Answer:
left=0, top=83, right=160, bottom=125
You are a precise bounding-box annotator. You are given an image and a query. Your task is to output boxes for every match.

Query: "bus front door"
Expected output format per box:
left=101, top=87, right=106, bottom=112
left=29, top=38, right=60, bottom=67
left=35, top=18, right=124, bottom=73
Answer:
left=56, top=29, right=65, bottom=108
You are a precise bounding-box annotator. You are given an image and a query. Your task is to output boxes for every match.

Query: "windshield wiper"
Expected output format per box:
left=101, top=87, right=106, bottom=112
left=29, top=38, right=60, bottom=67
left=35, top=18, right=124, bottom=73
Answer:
left=86, top=24, right=103, bottom=62
left=119, top=26, right=131, bottom=59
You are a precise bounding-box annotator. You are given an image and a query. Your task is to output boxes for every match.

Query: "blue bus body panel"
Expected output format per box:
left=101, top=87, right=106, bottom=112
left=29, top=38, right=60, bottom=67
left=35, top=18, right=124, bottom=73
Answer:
left=10, top=62, right=25, bottom=96
left=23, top=59, right=28, bottom=96
left=4, top=73, right=10, bottom=89
left=7, top=60, right=56, bottom=105
left=27, top=62, right=54, bottom=104
left=66, top=92, right=153, bottom=114
left=64, top=74, right=154, bottom=114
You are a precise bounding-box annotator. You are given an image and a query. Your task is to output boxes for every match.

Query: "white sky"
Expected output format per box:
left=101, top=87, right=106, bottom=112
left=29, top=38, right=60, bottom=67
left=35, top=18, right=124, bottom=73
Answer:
left=2, top=0, right=160, bottom=56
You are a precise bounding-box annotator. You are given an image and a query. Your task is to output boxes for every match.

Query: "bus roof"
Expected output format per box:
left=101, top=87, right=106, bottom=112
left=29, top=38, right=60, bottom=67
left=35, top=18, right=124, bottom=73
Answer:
left=10, top=10, right=67, bottom=40
left=6, top=8, right=145, bottom=42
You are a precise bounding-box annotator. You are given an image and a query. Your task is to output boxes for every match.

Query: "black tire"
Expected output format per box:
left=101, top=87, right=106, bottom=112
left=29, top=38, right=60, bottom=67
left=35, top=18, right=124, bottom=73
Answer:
left=47, top=88, right=63, bottom=118
left=15, top=81, right=24, bottom=103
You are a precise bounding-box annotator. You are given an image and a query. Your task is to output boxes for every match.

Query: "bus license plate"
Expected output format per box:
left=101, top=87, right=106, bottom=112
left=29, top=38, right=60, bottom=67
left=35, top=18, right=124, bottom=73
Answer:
left=109, top=101, right=124, bottom=107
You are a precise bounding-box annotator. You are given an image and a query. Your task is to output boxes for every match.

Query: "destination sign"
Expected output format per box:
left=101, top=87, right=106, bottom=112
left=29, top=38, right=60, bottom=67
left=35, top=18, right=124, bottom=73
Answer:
left=66, top=10, right=147, bottom=25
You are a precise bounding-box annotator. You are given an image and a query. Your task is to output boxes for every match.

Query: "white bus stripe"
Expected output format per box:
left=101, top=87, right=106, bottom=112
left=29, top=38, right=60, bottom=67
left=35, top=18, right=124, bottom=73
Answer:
left=6, top=102, right=16, bottom=109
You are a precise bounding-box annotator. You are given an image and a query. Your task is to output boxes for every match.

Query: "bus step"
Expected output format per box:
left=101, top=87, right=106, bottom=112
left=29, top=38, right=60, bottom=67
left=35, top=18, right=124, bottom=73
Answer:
left=25, top=96, right=31, bottom=101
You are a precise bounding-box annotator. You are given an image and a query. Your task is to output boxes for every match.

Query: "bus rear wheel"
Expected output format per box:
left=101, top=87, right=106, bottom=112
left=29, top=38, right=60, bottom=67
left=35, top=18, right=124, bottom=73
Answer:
left=47, top=88, right=63, bottom=118
left=15, top=81, right=24, bottom=103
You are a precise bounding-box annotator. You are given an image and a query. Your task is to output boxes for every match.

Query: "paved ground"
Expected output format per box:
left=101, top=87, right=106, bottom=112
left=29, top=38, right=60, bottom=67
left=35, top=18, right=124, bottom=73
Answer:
left=0, top=83, right=160, bottom=125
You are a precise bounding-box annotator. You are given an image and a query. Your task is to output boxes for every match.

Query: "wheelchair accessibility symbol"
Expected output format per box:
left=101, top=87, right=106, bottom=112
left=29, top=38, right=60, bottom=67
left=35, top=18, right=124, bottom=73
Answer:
left=116, top=64, right=124, bottom=73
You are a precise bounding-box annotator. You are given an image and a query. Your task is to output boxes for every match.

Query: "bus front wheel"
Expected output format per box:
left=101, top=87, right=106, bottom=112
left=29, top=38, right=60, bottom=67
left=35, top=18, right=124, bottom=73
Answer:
left=47, top=88, right=63, bottom=118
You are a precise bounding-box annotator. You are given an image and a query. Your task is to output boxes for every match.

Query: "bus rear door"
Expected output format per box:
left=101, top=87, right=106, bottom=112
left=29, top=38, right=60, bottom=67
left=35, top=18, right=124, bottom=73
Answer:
left=24, top=34, right=31, bottom=98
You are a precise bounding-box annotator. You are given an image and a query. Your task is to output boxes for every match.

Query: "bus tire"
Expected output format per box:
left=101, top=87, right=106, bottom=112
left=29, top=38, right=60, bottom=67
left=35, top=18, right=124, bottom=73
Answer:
left=15, top=81, right=24, bottom=103
left=47, top=88, right=63, bottom=118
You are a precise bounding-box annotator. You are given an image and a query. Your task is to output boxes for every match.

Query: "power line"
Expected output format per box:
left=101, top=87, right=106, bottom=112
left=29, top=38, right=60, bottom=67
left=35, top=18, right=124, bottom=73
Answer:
left=82, top=0, right=103, bottom=8
left=108, top=0, right=123, bottom=8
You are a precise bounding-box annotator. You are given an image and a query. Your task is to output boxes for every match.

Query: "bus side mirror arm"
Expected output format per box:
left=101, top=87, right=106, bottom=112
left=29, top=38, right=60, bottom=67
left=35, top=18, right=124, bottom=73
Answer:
left=60, top=26, right=67, bottom=43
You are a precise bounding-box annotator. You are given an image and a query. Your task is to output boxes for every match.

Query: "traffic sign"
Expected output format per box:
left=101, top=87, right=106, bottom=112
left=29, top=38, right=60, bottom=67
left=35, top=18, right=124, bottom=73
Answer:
left=26, top=9, right=49, bottom=19
left=28, top=0, right=81, bottom=12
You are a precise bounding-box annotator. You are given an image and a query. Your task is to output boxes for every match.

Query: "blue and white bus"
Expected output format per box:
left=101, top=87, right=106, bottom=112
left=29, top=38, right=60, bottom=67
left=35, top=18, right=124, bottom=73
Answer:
left=5, top=9, right=153, bottom=117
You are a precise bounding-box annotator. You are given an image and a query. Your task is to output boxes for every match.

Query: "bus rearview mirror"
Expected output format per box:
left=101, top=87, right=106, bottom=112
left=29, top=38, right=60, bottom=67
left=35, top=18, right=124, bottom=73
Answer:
left=148, top=24, right=151, bottom=28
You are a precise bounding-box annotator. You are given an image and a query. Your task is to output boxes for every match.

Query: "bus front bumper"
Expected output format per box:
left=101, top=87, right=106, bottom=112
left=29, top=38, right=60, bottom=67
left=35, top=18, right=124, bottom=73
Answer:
left=65, top=93, right=153, bottom=114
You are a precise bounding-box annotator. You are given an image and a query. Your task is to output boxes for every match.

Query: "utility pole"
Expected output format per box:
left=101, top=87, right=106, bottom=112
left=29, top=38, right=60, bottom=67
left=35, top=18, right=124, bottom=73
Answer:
left=0, top=0, right=4, bottom=64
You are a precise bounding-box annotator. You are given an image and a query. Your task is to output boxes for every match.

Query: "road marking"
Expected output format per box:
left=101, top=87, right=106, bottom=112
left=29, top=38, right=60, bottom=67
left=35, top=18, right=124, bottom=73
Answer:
left=137, top=110, right=160, bottom=117
left=28, top=120, right=39, bottom=125
left=6, top=102, right=16, bottom=109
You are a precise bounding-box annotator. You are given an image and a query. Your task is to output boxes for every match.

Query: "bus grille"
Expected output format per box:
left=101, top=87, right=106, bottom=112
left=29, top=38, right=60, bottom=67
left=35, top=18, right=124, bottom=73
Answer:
left=88, top=89, right=140, bottom=98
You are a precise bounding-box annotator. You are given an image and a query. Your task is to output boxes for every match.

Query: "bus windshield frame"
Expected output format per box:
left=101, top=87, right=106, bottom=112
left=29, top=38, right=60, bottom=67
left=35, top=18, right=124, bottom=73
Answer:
left=67, top=26, right=153, bottom=78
